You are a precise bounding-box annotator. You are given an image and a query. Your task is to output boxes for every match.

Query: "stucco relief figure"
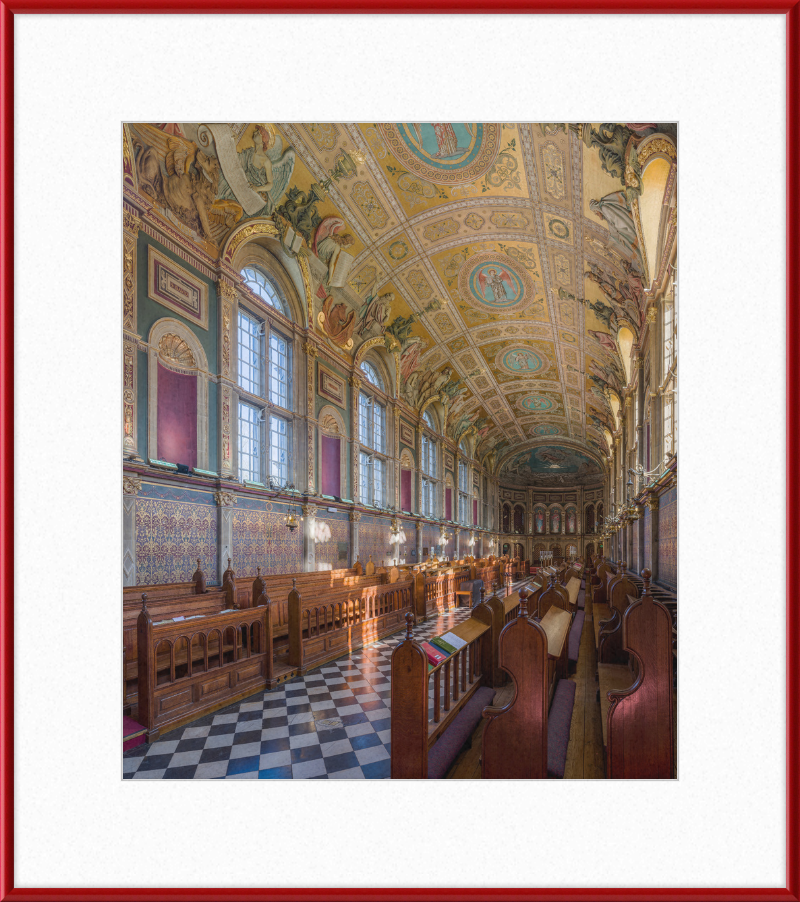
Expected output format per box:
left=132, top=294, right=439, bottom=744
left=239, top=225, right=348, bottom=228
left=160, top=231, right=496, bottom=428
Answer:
left=588, top=329, right=618, bottom=354
left=319, top=295, right=357, bottom=349
left=312, top=217, right=356, bottom=300
left=400, top=336, right=425, bottom=381
left=216, top=124, right=295, bottom=217
left=589, top=190, right=641, bottom=263
left=164, top=139, right=211, bottom=239
left=356, top=291, right=394, bottom=338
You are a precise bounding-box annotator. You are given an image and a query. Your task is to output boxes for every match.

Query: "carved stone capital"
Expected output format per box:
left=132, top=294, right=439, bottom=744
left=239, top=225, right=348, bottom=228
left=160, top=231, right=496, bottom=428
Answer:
left=348, top=373, right=361, bottom=389
left=123, top=475, right=142, bottom=496
left=646, top=305, right=658, bottom=324
left=349, top=510, right=362, bottom=523
left=214, top=491, right=238, bottom=507
left=217, top=279, right=238, bottom=304
left=302, top=503, right=317, bottom=518
left=416, top=520, right=423, bottom=531
left=646, top=495, right=660, bottom=511
left=122, top=208, right=140, bottom=235
left=303, top=341, right=318, bottom=359
left=634, top=357, right=644, bottom=370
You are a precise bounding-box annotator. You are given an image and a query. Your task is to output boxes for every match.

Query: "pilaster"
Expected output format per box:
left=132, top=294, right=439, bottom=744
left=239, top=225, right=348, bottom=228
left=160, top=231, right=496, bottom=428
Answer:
left=302, top=503, right=317, bottom=572
left=215, top=490, right=237, bottom=580
left=122, top=475, right=141, bottom=587
left=349, top=510, right=361, bottom=568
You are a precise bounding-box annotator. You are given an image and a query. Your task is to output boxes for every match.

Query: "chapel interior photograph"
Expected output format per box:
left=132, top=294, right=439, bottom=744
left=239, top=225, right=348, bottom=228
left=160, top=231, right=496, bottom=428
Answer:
left=122, top=121, right=678, bottom=780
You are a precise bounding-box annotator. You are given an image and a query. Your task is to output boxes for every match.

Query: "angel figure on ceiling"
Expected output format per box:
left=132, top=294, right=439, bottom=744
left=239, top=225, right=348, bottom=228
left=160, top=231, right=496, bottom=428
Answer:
left=216, top=124, right=295, bottom=218
left=356, top=291, right=394, bottom=339
left=478, top=267, right=514, bottom=303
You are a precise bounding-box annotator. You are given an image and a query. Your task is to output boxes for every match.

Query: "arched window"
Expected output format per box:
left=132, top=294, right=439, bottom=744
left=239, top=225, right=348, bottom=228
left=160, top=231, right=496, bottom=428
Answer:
left=237, top=269, right=293, bottom=486
left=457, top=460, right=470, bottom=526
left=360, top=360, right=383, bottom=390
left=422, top=409, right=436, bottom=432
left=241, top=266, right=288, bottom=317
left=420, top=427, right=438, bottom=518
left=358, top=359, right=387, bottom=507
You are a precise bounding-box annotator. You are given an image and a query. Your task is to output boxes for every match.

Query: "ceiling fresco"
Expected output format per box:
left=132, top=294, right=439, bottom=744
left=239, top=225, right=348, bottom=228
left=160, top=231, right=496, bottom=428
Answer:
left=125, top=121, right=677, bottom=486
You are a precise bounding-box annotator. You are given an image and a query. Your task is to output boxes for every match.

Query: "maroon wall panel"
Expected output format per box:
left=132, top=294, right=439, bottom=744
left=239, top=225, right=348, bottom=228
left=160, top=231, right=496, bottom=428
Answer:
left=320, top=434, right=341, bottom=497
left=157, top=363, right=197, bottom=468
left=401, top=469, right=412, bottom=512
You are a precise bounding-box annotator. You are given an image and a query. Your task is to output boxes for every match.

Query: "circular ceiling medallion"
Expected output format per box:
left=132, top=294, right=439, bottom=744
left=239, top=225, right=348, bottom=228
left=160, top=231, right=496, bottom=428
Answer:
left=531, top=423, right=561, bottom=436
left=518, top=394, right=555, bottom=412
left=380, top=123, right=500, bottom=185
left=495, top=345, right=548, bottom=376
left=458, top=252, right=536, bottom=315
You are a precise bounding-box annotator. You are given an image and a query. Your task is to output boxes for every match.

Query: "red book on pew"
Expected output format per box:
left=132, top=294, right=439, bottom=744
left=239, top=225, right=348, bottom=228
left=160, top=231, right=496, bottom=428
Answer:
left=420, top=641, right=447, bottom=667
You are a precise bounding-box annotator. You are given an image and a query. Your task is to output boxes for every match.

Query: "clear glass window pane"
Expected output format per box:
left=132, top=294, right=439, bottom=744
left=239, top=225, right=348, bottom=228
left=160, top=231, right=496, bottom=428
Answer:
left=359, top=393, right=371, bottom=447
left=269, top=416, right=288, bottom=484
left=373, top=402, right=385, bottom=454
left=359, top=451, right=370, bottom=505
left=238, top=401, right=262, bottom=482
left=268, top=332, right=289, bottom=408
left=373, top=458, right=384, bottom=507
left=360, top=361, right=383, bottom=390
left=238, top=310, right=262, bottom=396
left=241, top=266, right=286, bottom=315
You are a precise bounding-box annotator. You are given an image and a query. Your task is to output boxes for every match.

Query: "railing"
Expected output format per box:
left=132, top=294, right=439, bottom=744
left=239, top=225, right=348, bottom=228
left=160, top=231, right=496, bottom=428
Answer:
left=136, top=594, right=272, bottom=742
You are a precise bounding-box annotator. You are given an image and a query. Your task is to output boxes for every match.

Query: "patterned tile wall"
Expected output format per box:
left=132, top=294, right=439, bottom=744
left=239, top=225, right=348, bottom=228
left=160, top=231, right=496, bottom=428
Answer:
left=314, top=511, right=350, bottom=570
left=135, top=484, right=218, bottom=585
left=359, top=514, right=395, bottom=568
left=658, top=487, right=677, bottom=589
left=232, top=500, right=303, bottom=578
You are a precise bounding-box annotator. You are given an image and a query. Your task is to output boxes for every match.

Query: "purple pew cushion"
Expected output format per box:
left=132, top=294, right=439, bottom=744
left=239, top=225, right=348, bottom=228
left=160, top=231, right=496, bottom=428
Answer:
left=427, top=686, right=495, bottom=779
left=568, top=611, right=585, bottom=663
left=547, top=679, right=576, bottom=778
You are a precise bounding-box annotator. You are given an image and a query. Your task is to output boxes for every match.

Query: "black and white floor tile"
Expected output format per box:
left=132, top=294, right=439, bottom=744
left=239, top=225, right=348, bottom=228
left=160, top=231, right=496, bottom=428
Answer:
left=123, top=603, right=478, bottom=780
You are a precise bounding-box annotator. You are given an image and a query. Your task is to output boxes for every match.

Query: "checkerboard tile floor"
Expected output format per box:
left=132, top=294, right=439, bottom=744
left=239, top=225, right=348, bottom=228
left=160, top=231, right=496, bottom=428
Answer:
left=123, top=604, right=477, bottom=780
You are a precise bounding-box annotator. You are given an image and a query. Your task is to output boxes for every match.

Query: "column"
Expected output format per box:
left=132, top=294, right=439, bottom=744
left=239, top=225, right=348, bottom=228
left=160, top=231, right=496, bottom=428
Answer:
left=349, top=510, right=361, bottom=568
left=215, top=490, right=237, bottom=580
left=455, top=528, right=460, bottom=559
left=416, top=520, right=423, bottom=563
left=122, top=474, right=140, bottom=586
left=393, top=405, right=400, bottom=510
left=217, top=276, right=239, bottom=480
left=417, top=424, right=424, bottom=514
left=303, top=341, right=318, bottom=495
left=122, top=205, right=141, bottom=459
left=350, top=373, right=362, bottom=503
left=302, top=503, right=317, bottom=572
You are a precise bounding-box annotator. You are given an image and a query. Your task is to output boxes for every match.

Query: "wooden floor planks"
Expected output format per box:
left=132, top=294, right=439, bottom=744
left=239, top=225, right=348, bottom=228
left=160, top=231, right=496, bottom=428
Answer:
left=446, top=584, right=605, bottom=779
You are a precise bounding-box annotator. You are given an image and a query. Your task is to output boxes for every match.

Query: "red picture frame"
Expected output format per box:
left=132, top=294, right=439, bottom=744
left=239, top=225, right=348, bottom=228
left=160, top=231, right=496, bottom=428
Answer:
left=1, top=3, right=798, bottom=899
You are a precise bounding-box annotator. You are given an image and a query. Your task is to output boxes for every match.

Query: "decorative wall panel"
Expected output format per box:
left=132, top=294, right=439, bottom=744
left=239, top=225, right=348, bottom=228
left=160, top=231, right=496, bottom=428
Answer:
left=231, top=501, right=303, bottom=578
left=136, top=491, right=218, bottom=586
left=644, top=507, right=652, bottom=572
left=359, top=514, right=394, bottom=568
left=314, top=511, right=350, bottom=569
left=658, top=487, right=677, bottom=589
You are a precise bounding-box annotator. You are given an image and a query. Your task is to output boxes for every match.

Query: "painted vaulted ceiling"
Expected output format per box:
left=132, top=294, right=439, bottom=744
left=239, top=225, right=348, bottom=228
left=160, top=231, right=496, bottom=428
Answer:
left=125, top=122, right=677, bottom=488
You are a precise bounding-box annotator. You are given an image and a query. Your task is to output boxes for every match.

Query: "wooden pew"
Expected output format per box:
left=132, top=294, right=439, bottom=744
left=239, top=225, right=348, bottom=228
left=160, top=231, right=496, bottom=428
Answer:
left=136, top=593, right=273, bottom=742
left=286, top=576, right=414, bottom=675
left=598, top=569, right=675, bottom=778
left=535, top=573, right=572, bottom=620
left=470, top=587, right=523, bottom=687
left=594, top=563, right=639, bottom=663
left=481, top=589, right=574, bottom=779
left=391, top=612, right=495, bottom=779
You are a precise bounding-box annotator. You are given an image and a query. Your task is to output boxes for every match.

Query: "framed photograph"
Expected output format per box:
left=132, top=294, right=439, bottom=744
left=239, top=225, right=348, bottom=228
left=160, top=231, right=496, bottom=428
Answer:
left=317, top=362, right=346, bottom=408
left=4, top=5, right=799, bottom=900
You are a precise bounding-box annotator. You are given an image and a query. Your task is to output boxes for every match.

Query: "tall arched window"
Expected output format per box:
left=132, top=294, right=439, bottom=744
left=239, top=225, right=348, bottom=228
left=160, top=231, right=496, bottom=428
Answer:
left=458, top=460, right=470, bottom=526
left=420, top=414, right=438, bottom=518
left=358, top=358, right=387, bottom=507
left=237, top=268, right=293, bottom=486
